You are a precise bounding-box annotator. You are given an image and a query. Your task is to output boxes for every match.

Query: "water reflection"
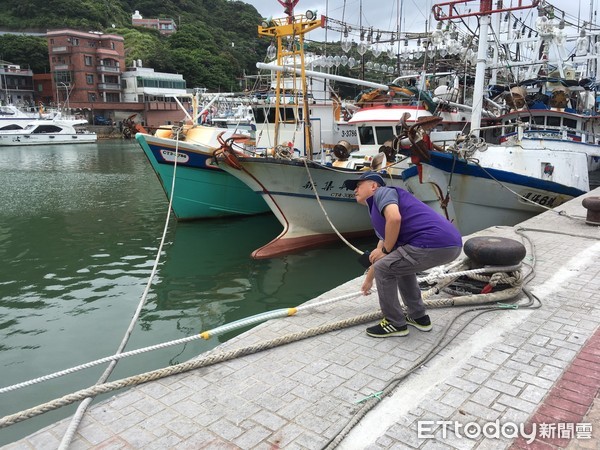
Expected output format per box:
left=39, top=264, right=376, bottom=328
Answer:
left=0, top=140, right=370, bottom=446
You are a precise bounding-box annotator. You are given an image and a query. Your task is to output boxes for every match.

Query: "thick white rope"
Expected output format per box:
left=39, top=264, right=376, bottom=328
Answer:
left=58, top=128, right=183, bottom=449
left=0, top=260, right=520, bottom=395
left=301, top=158, right=364, bottom=255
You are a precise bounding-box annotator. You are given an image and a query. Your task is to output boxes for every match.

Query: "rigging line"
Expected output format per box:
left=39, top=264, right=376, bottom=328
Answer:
left=301, top=158, right=364, bottom=255
left=58, top=127, right=182, bottom=450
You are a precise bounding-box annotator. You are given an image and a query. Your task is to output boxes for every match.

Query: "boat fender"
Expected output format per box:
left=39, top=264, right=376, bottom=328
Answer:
left=463, top=236, right=526, bottom=267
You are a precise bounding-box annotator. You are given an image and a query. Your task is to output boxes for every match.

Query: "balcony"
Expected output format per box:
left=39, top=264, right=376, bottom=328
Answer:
left=96, top=66, right=120, bottom=73
left=52, top=46, right=69, bottom=53
left=96, top=48, right=119, bottom=57
left=54, top=64, right=70, bottom=71
left=97, top=83, right=121, bottom=91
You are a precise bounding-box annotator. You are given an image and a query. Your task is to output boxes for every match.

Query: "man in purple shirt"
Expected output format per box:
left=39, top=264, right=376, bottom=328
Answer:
left=344, top=171, right=462, bottom=337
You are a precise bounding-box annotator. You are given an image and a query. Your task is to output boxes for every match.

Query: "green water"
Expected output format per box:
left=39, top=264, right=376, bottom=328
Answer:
left=0, top=140, right=369, bottom=445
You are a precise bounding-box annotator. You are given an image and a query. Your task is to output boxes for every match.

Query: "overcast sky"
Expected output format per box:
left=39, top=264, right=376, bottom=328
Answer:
left=243, top=0, right=596, bottom=42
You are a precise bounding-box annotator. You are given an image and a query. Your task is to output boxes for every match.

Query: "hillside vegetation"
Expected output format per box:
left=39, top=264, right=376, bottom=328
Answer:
left=0, top=0, right=270, bottom=91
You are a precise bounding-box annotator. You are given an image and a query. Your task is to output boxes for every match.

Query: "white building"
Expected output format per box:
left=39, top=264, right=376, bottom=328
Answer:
left=121, top=61, right=187, bottom=103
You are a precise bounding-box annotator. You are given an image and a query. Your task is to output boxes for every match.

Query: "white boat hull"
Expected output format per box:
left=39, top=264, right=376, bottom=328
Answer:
left=218, top=157, right=405, bottom=258
left=0, top=133, right=97, bottom=146
left=404, top=150, right=588, bottom=235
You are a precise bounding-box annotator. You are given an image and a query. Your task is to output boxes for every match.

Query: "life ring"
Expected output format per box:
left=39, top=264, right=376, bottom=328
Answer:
left=463, top=236, right=526, bottom=266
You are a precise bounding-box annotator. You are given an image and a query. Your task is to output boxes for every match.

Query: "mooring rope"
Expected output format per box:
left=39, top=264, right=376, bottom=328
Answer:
left=0, top=260, right=525, bottom=429
left=58, top=126, right=184, bottom=449
left=0, top=261, right=520, bottom=395
left=324, top=222, right=600, bottom=448
left=321, top=231, right=540, bottom=449
left=301, top=157, right=364, bottom=255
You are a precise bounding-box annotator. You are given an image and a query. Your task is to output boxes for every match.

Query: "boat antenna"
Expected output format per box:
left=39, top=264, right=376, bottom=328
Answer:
left=258, top=3, right=322, bottom=157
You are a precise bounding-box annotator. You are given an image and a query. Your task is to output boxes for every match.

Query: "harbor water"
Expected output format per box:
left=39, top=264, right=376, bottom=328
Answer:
left=0, top=140, right=369, bottom=446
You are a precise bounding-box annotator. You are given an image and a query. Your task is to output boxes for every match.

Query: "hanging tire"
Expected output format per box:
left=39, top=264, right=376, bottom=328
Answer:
left=464, top=236, right=526, bottom=266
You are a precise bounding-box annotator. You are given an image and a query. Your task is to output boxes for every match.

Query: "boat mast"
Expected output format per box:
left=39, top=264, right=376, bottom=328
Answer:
left=432, top=0, right=540, bottom=138
left=258, top=1, right=322, bottom=157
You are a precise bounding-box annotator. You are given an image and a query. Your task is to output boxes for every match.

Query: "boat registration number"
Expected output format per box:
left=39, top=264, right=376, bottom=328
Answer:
left=519, top=191, right=565, bottom=207
left=160, top=149, right=189, bottom=163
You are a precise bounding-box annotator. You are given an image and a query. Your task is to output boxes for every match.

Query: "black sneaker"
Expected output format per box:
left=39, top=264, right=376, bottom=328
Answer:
left=366, top=318, right=409, bottom=337
left=405, top=314, right=432, bottom=332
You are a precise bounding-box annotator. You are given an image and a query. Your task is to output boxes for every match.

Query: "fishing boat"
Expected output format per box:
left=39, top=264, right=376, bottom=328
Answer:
left=402, top=0, right=598, bottom=234
left=217, top=7, right=429, bottom=258
left=0, top=118, right=96, bottom=146
left=136, top=125, right=270, bottom=220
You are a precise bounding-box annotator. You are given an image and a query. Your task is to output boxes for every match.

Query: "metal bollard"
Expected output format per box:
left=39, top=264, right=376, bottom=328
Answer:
left=582, top=196, right=600, bottom=226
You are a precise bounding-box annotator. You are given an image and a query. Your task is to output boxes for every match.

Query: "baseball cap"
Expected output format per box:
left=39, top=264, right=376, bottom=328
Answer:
left=343, top=171, right=387, bottom=190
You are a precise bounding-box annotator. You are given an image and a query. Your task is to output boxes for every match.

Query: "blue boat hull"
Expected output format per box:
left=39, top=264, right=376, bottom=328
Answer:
left=136, top=133, right=269, bottom=220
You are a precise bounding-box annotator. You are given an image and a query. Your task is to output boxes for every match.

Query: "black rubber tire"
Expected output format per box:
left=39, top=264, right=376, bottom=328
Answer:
left=464, top=236, right=526, bottom=266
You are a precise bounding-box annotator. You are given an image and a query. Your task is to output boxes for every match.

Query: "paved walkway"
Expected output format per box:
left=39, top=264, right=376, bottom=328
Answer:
left=4, top=189, right=600, bottom=449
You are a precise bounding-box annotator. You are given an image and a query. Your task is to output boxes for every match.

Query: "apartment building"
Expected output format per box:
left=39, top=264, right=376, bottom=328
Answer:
left=42, top=28, right=188, bottom=127
left=46, top=29, right=126, bottom=107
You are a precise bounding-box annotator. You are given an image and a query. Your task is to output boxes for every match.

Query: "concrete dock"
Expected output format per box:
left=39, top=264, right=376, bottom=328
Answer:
left=4, top=189, right=600, bottom=449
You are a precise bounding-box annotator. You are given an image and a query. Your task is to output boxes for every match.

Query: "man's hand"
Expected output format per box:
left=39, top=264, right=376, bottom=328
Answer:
left=361, top=278, right=373, bottom=295
left=369, top=248, right=386, bottom=264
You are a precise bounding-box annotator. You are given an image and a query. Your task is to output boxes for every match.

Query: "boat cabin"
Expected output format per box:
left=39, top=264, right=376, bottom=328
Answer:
left=499, top=110, right=600, bottom=145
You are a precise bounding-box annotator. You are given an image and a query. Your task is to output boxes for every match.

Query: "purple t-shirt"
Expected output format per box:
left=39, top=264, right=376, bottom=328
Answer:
left=366, top=187, right=462, bottom=248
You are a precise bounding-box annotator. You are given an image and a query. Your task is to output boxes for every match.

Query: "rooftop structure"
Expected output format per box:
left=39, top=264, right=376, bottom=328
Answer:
left=131, top=11, right=177, bottom=35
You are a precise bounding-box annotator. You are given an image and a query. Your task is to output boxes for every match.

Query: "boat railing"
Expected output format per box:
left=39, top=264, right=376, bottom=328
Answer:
left=499, top=122, right=600, bottom=144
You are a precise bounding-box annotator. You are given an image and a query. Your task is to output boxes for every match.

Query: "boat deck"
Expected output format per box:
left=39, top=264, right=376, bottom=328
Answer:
left=4, top=189, right=600, bottom=449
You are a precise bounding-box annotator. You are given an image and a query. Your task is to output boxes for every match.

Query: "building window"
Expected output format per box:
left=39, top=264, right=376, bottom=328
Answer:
left=86, top=74, right=94, bottom=84
left=72, top=38, right=79, bottom=46
left=88, top=93, right=97, bottom=102
left=111, top=42, right=115, bottom=50
left=54, top=71, right=72, bottom=84
left=84, top=56, right=93, bottom=66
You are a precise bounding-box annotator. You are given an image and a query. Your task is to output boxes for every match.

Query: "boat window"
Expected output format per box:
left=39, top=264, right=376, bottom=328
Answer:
left=532, top=116, right=545, bottom=125
left=564, top=118, right=577, bottom=129
left=281, top=107, right=301, bottom=122
left=520, top=116, right=529, bottom=123
left=253, top=107, right=277, bottom=124
left=32, top=125, right=62, bottom=134
left=547, top=116, right=561, bottom=127
left=0, top=124, right=23, bottom=131
left=375, top=126, right=395, bottom=145
left=358, top=125, right=375, bottom=145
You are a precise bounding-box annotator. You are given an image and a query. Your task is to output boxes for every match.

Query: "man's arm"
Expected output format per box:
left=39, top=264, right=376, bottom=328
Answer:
left=369, top=203, right=402, bottom=263
left=382, top=203, right=401, bottom=254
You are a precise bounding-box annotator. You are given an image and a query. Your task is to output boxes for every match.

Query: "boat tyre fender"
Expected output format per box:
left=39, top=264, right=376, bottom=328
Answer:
left=463, top=236, right=526, bottom=267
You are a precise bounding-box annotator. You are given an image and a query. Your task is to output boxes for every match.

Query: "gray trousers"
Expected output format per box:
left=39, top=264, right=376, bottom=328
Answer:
left=373, top=244, right=462, bottom=327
